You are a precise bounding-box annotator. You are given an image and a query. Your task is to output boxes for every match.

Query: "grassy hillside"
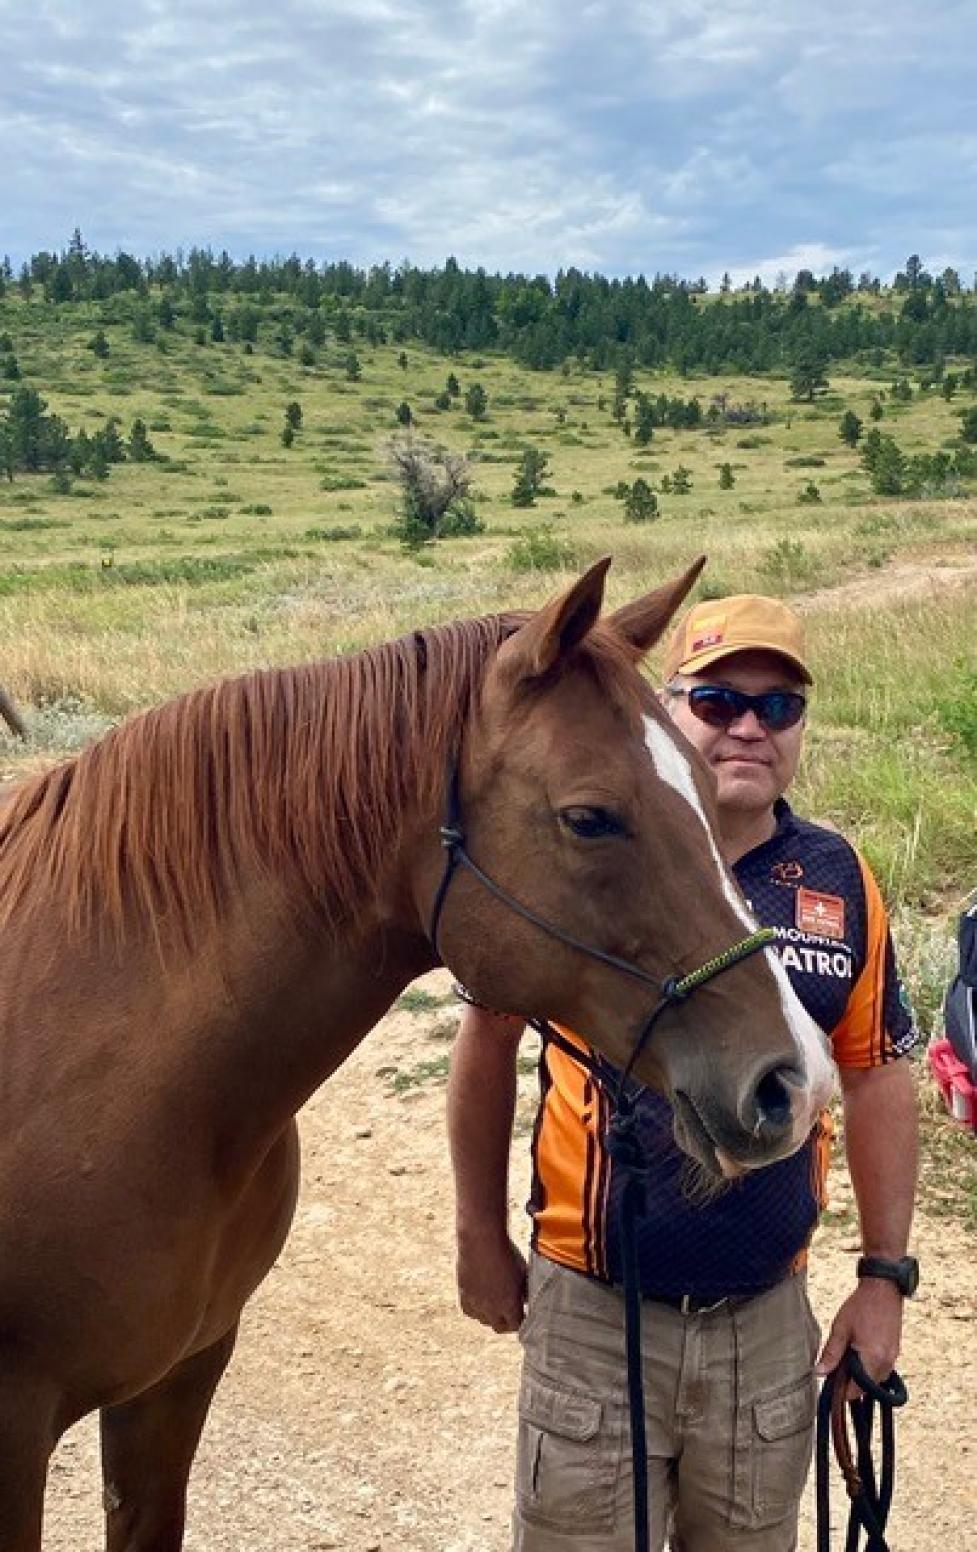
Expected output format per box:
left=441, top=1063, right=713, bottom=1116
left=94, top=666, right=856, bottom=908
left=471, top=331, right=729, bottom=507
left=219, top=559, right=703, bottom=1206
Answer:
left=1, top=287, right=975, bottom=1021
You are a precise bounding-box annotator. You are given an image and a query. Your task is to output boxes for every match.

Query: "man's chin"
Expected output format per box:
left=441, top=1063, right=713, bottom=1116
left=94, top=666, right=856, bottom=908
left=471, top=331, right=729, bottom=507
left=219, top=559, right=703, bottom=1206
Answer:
left=714, top=767, right=777, bottom=806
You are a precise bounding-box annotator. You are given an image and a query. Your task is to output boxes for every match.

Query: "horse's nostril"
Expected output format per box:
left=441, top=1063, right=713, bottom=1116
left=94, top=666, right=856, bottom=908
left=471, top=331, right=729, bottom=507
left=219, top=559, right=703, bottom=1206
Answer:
left=753, top=1065, right=799, bottom=1132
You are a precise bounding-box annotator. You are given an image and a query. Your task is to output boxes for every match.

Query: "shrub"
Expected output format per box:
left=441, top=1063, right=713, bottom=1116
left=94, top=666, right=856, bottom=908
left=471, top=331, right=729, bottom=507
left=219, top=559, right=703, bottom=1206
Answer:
left=388, top=438, right=482, bottom=548
left=505, top=526, right=577, bottom=573
left=760, top=537, right=819, bottom=586
left=319, top=473, right=367, bottom=492
left=936, top=668, right=977, bottom=755
left=304, top=524, right=363, bottom=542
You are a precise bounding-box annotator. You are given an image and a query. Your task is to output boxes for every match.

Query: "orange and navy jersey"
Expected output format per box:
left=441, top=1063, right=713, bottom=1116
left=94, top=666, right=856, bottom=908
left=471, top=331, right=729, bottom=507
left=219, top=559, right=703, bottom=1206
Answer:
left=528, top=800, right=917, bottom=1300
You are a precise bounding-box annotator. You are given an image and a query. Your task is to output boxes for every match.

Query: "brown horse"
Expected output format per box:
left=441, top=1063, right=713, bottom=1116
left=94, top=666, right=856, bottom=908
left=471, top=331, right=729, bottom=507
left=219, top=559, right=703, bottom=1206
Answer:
left=0, top=686, right=25, bottom=739
left=0, top=559, right=832, bottom=1550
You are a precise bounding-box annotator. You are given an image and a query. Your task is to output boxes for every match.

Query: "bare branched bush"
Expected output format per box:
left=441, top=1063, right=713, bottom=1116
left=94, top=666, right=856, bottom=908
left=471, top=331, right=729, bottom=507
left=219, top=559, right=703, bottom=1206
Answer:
left=388, top=436, right=483, bottom=547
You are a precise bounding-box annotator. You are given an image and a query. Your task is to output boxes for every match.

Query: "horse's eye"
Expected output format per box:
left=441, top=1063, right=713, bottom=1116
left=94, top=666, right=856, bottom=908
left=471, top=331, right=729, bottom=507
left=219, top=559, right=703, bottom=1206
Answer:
left=559, top=806, right=625, bottom=840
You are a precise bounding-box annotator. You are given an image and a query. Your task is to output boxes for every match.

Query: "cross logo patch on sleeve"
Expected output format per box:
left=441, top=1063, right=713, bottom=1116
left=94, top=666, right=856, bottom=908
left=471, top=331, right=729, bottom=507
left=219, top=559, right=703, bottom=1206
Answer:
left=796, top=887, right=845, bottom=940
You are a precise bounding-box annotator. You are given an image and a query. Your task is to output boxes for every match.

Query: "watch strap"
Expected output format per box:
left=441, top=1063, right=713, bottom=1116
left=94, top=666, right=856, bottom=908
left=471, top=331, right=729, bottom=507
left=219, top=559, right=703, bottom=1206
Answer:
left=856, top=1255, right=918, bottom=1295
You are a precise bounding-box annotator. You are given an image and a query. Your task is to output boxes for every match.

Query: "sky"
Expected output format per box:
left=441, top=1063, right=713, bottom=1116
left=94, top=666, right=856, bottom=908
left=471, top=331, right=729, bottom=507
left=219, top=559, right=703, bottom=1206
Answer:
left=2, top=0, right=975, bottom=286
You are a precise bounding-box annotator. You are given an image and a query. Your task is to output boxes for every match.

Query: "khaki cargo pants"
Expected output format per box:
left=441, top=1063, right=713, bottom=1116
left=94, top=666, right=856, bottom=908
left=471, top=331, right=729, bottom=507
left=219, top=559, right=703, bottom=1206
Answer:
left=512, top=1254, right=821, bottom=1552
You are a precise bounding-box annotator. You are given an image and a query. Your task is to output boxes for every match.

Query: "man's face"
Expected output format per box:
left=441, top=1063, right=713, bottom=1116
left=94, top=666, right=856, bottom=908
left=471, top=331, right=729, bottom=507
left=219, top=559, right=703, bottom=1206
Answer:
left=665, top=649, right=807, bottom=816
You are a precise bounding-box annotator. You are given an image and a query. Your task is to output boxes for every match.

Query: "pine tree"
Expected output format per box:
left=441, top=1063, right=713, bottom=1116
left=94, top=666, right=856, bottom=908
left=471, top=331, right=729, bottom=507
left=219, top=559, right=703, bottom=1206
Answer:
left=511, top=448, right=550, bottom=506
left=623, top=478, right=658, bottom=522
left=671, top=465, right=693, bottom=494
left=128, top=419, right=156, bottom=462
left=95, top=418, right=126, bottom=465
left=464, top=383, right=488, bottom=421
left=790, top=350, right=829, bottom=402
left=839, top=410, right=863, bottom=448
left=633, top=394, right=654, bottom=447
left=959, top=407, right=977, bottom=444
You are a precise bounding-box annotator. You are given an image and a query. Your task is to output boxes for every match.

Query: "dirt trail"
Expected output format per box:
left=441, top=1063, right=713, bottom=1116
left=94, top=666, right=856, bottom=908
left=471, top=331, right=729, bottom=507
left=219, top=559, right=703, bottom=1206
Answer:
left=794, top=552, right=977, bottom=613
left=40, top=977, right=977, bottom=1550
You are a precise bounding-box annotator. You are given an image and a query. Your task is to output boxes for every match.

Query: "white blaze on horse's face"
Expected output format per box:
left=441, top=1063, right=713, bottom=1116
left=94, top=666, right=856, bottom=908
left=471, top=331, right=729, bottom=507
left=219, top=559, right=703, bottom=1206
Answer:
left=642, top=715, right=835, bottom=1150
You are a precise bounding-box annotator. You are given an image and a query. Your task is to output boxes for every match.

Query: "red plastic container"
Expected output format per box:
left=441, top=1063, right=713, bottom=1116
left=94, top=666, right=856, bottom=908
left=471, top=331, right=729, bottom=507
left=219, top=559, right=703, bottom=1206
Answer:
left=928, top=1038, right=977, bottom=1131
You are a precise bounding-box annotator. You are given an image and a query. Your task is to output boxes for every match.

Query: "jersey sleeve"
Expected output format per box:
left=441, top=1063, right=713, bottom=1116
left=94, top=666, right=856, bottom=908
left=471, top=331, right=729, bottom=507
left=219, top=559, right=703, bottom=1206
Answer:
left=831, top=852, right=918, bottom=1069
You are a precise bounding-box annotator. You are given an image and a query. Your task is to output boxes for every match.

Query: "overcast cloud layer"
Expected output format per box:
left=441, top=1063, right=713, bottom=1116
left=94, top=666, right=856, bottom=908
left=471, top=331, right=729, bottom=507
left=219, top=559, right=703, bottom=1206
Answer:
left=2, top=0, right=975, bottom=283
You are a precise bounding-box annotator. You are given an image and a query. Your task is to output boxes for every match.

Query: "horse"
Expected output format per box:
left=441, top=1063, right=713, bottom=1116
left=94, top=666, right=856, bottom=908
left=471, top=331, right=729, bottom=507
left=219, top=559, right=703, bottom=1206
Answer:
left=0, top=686, right=25, bottom=739
left=0, top=557, right=833, bottom=1551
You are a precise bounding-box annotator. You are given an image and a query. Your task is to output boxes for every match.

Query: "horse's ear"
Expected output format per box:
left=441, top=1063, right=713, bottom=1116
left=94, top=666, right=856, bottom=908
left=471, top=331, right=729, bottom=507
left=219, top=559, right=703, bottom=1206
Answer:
left=502, top=556, right=612, bottom=680
left=608, top=556, right=706, bottom=656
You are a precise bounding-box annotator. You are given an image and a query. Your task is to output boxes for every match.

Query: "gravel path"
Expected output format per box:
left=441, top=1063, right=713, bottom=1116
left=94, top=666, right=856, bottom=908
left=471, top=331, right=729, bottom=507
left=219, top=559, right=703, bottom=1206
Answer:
left=43, top=975, right=977, bottom=1550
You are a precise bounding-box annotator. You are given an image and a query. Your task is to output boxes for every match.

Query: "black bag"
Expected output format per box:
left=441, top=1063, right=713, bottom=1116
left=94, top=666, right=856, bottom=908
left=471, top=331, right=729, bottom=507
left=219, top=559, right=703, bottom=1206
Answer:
left=944, top=905, right=977, bottom=1083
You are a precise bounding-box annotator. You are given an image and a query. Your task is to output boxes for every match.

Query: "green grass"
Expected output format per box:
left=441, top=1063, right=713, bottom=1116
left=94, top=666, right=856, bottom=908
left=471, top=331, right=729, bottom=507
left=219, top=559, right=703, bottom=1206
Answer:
left=2, top=285, right=976, bottom=945
left=395, top=988, right=445, bottom=1015
left=388, top=1055, right=451, bottom=1093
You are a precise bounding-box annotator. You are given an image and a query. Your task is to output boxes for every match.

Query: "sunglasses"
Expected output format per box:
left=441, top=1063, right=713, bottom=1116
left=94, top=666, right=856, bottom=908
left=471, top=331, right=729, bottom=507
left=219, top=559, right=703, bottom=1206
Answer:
left=672, top=685, right=807, bottom=732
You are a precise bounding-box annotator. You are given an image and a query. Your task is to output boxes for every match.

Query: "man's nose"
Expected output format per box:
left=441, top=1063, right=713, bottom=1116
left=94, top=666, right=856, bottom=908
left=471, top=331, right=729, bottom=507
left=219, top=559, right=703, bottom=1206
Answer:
left=727, top=710, right=766, bottom=737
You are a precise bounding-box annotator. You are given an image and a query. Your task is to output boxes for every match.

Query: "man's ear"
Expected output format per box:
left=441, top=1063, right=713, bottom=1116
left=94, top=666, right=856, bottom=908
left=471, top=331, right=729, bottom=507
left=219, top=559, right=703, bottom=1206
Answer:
left=498, top=556, right=611, bottom=682
left=608, top=556, right=705, bottom=656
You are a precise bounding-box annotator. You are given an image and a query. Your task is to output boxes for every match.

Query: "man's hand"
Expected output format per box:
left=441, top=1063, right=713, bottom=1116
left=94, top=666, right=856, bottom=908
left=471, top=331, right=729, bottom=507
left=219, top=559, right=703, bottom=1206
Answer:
left=456, top=1228, right=528, bottom=1334
left=816, top=1278, right=905, bottom=1400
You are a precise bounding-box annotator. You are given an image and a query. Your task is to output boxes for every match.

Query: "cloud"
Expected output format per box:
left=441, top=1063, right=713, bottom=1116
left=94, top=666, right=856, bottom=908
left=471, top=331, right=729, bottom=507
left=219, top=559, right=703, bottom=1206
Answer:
left=0, top=0, right=974, bottom=282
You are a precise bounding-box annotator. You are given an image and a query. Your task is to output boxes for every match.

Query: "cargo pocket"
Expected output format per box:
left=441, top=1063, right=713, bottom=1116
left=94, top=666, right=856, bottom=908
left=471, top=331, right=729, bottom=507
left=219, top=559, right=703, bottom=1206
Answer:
left=515, top=1371, right=620, bottom=1533
left=750, top=1374, right=817, bottom=1523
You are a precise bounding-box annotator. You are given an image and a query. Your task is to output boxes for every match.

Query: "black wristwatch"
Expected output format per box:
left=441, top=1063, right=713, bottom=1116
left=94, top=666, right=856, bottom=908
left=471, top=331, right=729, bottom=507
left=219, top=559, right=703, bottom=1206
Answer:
left=856, top=1255, right=919, bottom=1297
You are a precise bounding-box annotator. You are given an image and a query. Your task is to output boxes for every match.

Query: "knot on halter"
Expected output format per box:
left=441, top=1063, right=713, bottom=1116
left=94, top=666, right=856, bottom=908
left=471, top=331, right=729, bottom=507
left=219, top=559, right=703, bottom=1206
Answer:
left=660, top=974, right=690, bottom=1005
left=606, top=1099, right=650, bottom=1174
left=439, top=823, right=464, bottom=851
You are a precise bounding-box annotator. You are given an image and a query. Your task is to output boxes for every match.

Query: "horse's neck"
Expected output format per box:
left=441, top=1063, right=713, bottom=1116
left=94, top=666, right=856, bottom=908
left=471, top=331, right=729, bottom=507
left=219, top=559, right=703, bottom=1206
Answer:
left=171, top=874, right=437, bottom=1169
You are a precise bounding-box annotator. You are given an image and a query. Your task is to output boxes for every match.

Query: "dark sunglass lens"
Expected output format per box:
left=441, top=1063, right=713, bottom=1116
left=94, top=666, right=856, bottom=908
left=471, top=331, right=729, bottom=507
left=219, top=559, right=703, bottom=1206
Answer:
left=688, top=687, right=742, bottom=727
left=759, top=693, right=806, bottom=731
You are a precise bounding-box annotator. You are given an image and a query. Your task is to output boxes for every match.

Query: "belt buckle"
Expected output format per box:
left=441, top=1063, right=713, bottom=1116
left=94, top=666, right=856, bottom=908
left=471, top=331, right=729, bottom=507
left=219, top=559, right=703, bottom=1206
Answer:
left=680, top=1293, right=727, bottom=1316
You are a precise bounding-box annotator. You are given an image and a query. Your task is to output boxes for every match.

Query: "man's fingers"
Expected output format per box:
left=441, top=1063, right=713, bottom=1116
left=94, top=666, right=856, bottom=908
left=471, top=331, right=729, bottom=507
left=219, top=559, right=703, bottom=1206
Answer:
left=816, top=1335, right=847, bottom=1377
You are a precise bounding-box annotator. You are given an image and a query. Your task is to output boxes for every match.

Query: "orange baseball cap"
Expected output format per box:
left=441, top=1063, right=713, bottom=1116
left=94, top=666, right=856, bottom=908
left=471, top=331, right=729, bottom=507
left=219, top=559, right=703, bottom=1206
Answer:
left=663, top=594, right=813, bottom=684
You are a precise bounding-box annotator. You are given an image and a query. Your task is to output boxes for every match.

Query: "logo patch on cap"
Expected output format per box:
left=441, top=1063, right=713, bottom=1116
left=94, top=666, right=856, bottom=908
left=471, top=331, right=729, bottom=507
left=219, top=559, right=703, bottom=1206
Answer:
left=689, top=615, right=725, bottom=655
left=796, top=888, right=845, bottom=940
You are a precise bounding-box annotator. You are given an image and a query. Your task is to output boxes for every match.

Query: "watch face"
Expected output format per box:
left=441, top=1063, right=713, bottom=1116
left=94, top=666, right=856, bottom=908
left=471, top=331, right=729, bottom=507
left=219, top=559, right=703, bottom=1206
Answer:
left=900, top=1257, right=920, bottom=1295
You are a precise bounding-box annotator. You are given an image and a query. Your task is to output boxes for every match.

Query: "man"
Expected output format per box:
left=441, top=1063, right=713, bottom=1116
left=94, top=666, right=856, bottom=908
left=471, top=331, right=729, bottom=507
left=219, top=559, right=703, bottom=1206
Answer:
left=447, top=594, right=918, bottom=1552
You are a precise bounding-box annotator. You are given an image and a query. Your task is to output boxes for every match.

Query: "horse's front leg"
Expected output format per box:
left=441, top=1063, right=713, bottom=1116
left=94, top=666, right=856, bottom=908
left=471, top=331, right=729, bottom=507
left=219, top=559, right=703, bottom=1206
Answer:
left=0, top=1371, right=59, bottom=1552
left=100, top=1324, right=239, bottom=1552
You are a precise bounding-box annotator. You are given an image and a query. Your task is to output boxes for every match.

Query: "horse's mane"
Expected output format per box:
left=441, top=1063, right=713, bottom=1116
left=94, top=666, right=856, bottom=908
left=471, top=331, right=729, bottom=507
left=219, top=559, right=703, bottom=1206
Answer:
left=0, top=611, right=642, bottom=942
